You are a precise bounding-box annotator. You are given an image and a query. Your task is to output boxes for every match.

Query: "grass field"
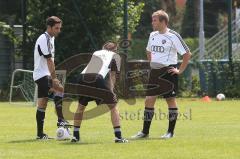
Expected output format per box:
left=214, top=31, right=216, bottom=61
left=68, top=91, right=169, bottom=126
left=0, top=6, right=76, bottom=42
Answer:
left=0, top=98, right=240, bottom=159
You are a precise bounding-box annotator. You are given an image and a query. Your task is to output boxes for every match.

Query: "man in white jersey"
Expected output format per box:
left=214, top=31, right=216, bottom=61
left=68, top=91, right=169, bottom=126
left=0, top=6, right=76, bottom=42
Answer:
left=71, top=42, right=128, bottom=143
left=132, top=10, right=191, bottom=139
left=33, top=16, right=69, bottom=140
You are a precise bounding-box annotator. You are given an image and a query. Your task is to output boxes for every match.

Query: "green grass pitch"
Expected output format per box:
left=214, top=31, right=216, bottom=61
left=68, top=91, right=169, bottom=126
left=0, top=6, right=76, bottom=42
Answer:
left=0, top=98, right=240, bottom=159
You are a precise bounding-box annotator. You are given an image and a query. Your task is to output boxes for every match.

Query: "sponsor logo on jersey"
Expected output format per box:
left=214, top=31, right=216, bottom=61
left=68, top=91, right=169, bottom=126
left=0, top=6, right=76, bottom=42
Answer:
left=162, top=39, right=166, bottom=44
left=151, top=45, right=165, bottom=53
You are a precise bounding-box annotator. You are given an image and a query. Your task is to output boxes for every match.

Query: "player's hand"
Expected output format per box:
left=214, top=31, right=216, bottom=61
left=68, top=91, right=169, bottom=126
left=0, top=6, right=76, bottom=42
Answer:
left=52, top=78, right=60, bottom=86
left=52, top=78, right=64, bottom=92
left=168, top=67, right=181, bottom=75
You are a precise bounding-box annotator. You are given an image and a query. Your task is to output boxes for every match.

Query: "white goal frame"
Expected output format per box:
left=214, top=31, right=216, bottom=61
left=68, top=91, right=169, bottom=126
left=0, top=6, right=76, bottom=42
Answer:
left=9, top=69, right=66, bottom=106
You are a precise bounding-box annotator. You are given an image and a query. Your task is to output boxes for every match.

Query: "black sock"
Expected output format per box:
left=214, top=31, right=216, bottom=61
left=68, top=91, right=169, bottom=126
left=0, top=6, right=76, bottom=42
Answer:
left=73, top=126, right=80, bottom=140
left=114, top=126, right=122, bottom=139
left=167, top=108, right=178, bottom=134
left=142, top=107, right=154, bottom=135
left=36, top=107, right=46, bottom=136
left=54, top=95, right=64, bottom=121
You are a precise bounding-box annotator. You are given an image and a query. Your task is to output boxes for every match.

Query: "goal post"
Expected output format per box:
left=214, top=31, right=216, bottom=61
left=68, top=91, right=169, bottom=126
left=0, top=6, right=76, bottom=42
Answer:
left=9, top=69, right=66, bottom=106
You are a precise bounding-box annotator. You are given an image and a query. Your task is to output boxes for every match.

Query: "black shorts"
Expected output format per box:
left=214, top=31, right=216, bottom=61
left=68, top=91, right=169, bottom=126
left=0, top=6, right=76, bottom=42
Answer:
left=77, top=73, right=117, bottom=106
left=147, top=65, right=178, bottom=98
left=35, top=76, right=52, bottom=98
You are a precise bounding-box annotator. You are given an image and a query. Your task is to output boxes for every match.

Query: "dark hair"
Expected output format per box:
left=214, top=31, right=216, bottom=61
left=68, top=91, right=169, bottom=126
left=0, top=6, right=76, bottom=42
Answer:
left=102, top=41, right=118, bottom=52
left=46, top=16, right=62, bottom=27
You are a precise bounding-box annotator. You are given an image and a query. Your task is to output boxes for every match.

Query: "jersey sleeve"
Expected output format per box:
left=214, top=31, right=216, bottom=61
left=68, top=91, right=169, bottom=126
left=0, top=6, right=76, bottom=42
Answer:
left=109, top=54, right=121, bottom=73
left=37, top=35, right=52, bottom=58
left=173, top=33, right=190, bottom=55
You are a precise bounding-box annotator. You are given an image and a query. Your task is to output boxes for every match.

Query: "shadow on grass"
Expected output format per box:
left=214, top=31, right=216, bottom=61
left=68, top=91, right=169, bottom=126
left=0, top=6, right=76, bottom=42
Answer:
left=8, top=139, right=101, bottom=145
left=8, top=139, right=40, bottom=143
left=8, top=139, right=97, bottom=145
left=60, top=142, right=98, bottom=145
left=147, top=137, right=170, bottom=141
left=8, top=137, right=171, bottom=144
left=127, top=137, right=171, bottom=141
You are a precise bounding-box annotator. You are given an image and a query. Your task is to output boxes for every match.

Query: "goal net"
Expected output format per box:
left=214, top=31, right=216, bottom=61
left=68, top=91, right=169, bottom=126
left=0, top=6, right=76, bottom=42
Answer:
left=9, top=69, right=66, bottom=106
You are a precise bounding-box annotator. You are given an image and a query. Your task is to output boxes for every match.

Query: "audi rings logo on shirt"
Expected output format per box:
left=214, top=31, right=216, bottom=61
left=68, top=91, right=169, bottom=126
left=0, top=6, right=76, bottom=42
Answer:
left=151, top=45, right=165, bottom=53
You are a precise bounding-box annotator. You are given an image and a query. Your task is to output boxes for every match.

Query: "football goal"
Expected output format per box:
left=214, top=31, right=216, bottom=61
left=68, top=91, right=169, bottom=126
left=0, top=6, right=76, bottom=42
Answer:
left=9, top=69, right=66, bottom=106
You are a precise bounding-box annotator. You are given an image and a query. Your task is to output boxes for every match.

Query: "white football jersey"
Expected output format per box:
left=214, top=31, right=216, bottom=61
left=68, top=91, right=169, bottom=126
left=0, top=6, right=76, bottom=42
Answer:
left=81, top=50, right=121, bottom=78
left=33, top=32, right=55, bottom=81
left=146, top=28, right=190, bottom=69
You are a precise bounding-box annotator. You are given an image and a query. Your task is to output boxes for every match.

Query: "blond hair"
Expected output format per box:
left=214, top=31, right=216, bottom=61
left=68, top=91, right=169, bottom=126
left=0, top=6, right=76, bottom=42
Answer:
left=152, top=10, right=169, bottom=25
left=102, top=41, right=118, bottom=52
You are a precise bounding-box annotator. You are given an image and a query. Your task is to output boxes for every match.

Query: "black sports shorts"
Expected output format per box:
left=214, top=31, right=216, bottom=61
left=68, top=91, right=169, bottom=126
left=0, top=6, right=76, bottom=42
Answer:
left=77, top=73, right=117, bottom=106
left=147, top=65, right=178, bottom=98
left=35, top=76, right=52, bottom=98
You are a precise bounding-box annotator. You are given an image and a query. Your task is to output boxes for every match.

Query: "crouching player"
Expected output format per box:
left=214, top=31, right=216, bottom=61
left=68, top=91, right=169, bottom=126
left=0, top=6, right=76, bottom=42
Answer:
left=71, top=41, right=128, bottom=143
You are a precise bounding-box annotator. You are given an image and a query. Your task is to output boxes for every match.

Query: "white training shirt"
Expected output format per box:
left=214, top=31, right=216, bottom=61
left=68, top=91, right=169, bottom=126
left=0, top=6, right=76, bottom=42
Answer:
left=146, top=28, right=190, bottom=69
left=33, top=32, right=55, bottom=81
left=81, top=50, right=121, bottom=78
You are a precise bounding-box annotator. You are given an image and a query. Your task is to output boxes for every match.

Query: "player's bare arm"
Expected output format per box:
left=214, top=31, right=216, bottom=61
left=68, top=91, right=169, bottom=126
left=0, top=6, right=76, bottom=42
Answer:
left=146, top=51, right=151, bottom=62
left=46, top=58, right=56, bottom=79
left=46, top=58, right=63, bottom=92
left=168, top=51, right=191, bottom=75
left=110, top=71, right=117, bottom=92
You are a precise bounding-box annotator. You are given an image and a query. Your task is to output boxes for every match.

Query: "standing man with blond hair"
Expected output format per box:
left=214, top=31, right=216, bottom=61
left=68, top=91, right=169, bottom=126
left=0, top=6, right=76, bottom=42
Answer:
left=132, top=10, right=191, bottom=139
left=33, top=16, right=69, bottom=139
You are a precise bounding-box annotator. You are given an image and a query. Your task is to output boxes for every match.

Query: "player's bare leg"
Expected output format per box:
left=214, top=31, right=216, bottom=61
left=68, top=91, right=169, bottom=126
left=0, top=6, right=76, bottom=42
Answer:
left=50, top=82, right=69, bottom=127
left=131, top=96, right=157, bottom=139
left=36, top=98, right=48, bottom=139
left=145, top=96, right=157, bottom=109
left=161, top=97, right=178, bottom=139
left=71, top=103, right=86, bottom=142
left=73, top=103, right=85, bottom=127
left=108, top=104, right=128, bottom=143
left=108, top=104, right=120, bottom=127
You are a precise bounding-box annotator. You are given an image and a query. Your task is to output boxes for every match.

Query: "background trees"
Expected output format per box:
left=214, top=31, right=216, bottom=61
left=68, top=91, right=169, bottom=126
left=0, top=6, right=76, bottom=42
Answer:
left=0, top=0, right=144, bottom=69
left=1, top=0, right=236, bottom=62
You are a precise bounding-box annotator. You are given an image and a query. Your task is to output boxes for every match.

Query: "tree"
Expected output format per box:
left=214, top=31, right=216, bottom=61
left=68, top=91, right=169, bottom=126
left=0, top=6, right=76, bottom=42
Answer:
left=23, top=0, right=144, bottom=69
left=181, top=0, right=199, bottom=38
left=0, top=0, right=22, bottom=25
left=181, top=0, right=228, bottom=38
left=134, top=0, right=177, bottom=38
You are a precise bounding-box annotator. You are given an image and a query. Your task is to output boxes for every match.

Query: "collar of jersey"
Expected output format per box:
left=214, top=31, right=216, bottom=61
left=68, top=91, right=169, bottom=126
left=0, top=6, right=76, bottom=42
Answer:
left=45, top=32, right=52, bottom=39
left=157, top=28, right=170, bottom=34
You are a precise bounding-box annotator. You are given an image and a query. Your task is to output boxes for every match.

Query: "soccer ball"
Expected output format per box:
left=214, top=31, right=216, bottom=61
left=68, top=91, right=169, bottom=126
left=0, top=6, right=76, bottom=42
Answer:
left=216, top=93, right=225, bottom=101
left=56, top=127, right=71, bottom=140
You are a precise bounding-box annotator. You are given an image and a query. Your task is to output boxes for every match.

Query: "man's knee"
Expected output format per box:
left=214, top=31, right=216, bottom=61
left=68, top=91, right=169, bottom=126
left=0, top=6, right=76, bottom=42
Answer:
left=145, top=96, right=157, bottom=107
left=108, top=104, right=117, bottom=110
left=37, top=98, right=48, bottom=108
left=78, top=104, right=86, bottom=111
left=165, top=97, right=176, bottom=102
left=165, top=97, right=177, bottom=107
